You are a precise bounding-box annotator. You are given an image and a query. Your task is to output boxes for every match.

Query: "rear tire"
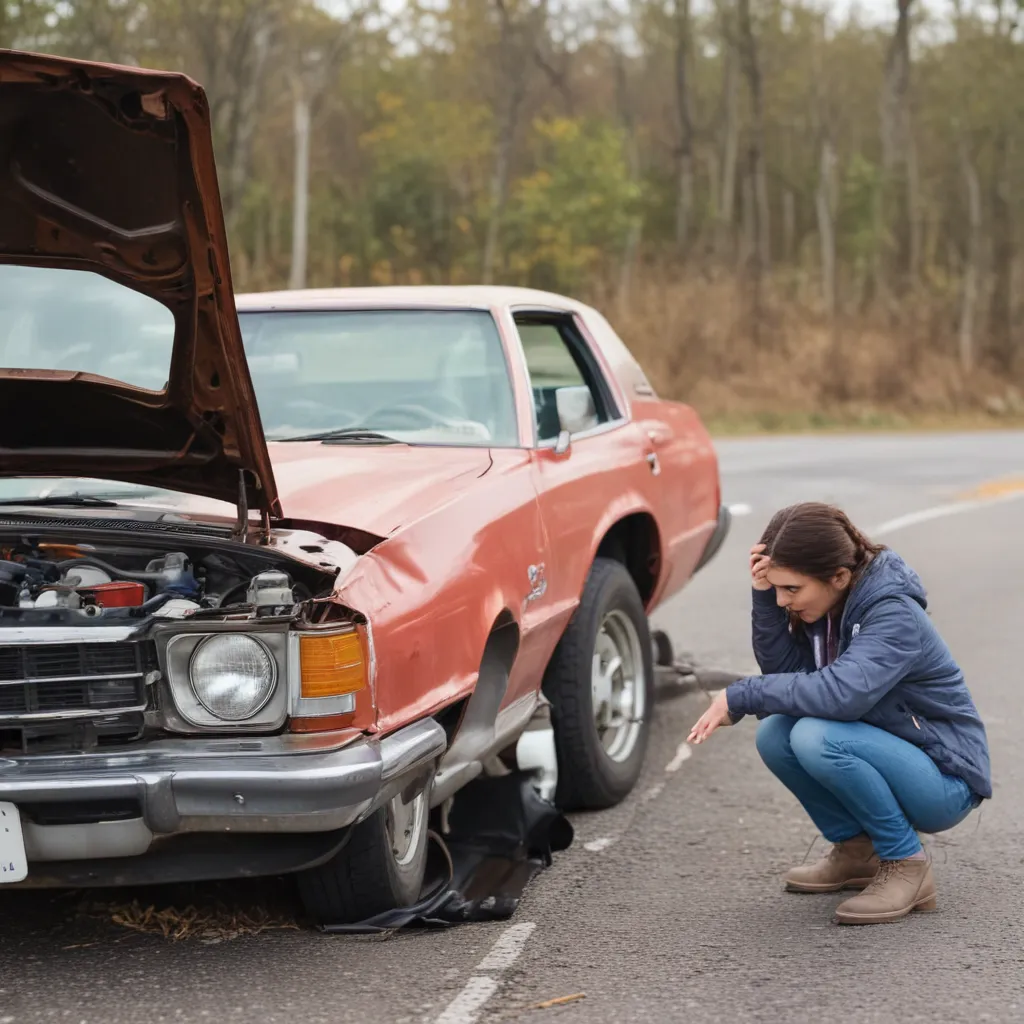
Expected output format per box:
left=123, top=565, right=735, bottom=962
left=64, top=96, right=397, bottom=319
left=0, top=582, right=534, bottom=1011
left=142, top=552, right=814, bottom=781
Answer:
left=543, top=557, right=654, bottom=811
left=296, top=785, right=429, bottom=925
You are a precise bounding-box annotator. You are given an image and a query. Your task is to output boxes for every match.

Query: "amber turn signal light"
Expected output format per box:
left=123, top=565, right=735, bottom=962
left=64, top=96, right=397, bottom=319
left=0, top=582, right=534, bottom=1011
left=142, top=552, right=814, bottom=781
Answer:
left=299, top=631, right=367, bottom=699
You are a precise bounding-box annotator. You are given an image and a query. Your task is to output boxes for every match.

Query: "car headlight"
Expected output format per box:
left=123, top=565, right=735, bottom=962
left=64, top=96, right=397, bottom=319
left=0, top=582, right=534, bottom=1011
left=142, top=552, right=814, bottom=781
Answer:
left=189, top=634, right=277, bottom=721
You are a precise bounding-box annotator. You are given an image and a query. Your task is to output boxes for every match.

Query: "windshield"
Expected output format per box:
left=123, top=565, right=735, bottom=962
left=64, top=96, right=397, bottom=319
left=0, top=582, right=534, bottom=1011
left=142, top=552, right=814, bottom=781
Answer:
left=238, top=309, right=518, bottom=446
left=0, top=477, right=182, bottom=504
left=0, top=264, right=175, bottom=389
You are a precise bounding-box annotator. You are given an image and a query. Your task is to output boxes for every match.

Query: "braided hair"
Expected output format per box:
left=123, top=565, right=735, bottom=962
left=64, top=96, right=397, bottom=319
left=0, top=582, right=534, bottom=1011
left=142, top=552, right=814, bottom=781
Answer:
left=759, top=502, right=884, bottom=586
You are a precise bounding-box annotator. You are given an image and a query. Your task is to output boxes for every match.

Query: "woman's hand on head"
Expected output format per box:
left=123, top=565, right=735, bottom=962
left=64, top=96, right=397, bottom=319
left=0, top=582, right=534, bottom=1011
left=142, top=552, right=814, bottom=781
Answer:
left=687, top=690, right=735, bottom=745
left=750, top=543, right=773, bottom=591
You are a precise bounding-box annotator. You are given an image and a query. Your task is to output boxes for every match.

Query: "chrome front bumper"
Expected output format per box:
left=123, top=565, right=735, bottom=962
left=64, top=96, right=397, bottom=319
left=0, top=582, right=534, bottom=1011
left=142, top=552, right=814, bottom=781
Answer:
left=0, top=718, right=446, bottom=866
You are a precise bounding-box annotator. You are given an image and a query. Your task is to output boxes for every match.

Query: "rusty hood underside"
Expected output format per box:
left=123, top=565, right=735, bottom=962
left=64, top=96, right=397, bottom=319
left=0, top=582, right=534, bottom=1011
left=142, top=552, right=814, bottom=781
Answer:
left=0, top=49, right=280, bottom=519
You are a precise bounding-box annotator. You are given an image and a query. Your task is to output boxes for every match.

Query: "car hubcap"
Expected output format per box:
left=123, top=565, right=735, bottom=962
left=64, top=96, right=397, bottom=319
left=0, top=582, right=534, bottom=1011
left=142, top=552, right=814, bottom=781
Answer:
left=591, top=610, right=646, bottom=763
left=386, top=788, right=427, bottom=867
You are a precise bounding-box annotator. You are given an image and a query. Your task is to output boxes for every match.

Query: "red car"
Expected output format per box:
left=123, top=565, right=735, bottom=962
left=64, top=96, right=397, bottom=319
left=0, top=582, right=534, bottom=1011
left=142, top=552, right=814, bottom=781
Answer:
left=0, top=50, right=727, bottom=922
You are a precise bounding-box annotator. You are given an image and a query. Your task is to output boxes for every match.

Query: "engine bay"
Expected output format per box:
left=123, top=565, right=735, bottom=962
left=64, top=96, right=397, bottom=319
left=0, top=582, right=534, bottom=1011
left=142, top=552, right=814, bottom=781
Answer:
left=0, top=532, right=347, bottom=627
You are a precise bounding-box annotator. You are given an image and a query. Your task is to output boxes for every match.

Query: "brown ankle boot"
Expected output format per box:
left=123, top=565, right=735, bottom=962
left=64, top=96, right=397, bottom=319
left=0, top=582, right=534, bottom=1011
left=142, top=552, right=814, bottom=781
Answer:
left=834, top=857, right=937, bottom=924
left=784, top=834, right=879, bottom=893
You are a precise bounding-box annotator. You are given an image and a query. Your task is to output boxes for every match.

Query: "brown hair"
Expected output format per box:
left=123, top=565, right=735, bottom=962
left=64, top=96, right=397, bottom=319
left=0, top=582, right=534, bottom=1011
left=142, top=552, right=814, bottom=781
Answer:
left=760, top=502, right=884, bottom=585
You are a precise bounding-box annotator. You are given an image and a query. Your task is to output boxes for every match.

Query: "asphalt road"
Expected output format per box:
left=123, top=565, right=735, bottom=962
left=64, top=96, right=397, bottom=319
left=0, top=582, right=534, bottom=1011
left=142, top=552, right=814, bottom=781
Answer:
left=2, top=430, right=1023, bottom=1024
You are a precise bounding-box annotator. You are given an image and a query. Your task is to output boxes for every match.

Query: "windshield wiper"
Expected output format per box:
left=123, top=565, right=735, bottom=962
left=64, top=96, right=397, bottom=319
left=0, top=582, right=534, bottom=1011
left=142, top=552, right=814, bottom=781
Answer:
left=275, top=429, right=404, bottom=444
left=0, top=494, right=121, bottom=508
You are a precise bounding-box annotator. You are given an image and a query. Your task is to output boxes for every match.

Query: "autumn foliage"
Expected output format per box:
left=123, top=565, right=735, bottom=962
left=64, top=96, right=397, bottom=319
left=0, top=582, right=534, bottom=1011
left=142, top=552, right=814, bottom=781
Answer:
left=6, top=0, right=1024, bottom=427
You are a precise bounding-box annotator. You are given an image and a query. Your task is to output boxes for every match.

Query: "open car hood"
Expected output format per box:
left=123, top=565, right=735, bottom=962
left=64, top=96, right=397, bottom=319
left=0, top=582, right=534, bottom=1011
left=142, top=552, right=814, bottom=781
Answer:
left=0, top=49, right=280, bottom=520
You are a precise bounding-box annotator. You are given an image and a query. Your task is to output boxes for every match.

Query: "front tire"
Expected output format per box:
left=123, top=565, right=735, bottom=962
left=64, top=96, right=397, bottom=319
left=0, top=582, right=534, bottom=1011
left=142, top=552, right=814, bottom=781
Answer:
left=296, top=785, right=429, bottom=925
left=543, top=557, right=654, bottom=811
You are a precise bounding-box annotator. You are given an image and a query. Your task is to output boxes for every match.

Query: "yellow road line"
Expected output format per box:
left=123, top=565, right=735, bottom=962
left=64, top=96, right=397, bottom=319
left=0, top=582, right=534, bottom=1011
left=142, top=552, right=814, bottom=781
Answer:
left=955, top=475, right=1024, bottom=502
left=875, top=473, right=1024, bottom=536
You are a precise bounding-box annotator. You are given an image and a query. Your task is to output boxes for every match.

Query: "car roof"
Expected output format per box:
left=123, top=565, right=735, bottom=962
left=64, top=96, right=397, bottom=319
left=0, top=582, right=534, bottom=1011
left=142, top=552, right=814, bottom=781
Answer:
left=234, top=285, right=595, bottom=314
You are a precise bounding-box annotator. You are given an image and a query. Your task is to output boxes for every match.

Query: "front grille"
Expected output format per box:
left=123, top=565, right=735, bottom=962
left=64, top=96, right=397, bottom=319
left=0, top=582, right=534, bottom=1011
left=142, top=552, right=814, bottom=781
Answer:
left=0, top=641, right=154, bottom=721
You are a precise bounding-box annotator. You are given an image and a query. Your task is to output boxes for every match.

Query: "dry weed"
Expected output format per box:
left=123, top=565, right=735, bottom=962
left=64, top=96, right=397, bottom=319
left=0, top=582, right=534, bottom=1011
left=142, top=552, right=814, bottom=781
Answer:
left=82, top=896, right=300, bottom=943
left=592, top=270, right=1024, bottom=427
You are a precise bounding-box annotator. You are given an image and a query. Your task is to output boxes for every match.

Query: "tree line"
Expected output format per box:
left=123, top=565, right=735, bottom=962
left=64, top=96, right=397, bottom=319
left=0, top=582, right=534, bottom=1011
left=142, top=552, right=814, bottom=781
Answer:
left=4, top=0, right=1023, bottom=423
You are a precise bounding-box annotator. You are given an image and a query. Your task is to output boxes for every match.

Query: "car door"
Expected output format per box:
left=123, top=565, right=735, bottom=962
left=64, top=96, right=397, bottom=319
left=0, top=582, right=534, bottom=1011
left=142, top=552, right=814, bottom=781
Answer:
left=512, top=309, right=660, bottom=633
left=629, top=390, right=720, bottom=599
left=483, top=446, right=561, bottom=714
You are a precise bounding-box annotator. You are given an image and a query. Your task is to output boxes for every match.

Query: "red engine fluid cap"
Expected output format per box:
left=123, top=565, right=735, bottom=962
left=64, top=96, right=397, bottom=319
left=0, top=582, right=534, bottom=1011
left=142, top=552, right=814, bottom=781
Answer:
left=85, top=581, right=147, bottom=607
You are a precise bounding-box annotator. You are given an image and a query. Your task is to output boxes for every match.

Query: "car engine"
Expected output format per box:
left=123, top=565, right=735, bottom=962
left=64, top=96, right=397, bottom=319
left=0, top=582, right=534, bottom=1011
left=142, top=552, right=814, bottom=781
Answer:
left=0, top=541, right=317, bottom=623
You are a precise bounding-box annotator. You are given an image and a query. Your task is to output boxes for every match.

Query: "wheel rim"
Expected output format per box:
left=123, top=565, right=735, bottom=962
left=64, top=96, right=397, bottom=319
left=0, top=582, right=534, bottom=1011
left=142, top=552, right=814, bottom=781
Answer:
left=591, top=609, right=646, bottom=763
left=385, top=788, right=427, bottom=867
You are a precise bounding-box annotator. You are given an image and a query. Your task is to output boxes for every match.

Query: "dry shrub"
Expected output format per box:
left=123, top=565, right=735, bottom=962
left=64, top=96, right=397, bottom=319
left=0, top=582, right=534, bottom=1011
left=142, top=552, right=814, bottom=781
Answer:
left=72, top=879, right=303, bottom=944
left=99, top=898, right=299, bottom=943
left=592, top=268, right=1024, bottom=429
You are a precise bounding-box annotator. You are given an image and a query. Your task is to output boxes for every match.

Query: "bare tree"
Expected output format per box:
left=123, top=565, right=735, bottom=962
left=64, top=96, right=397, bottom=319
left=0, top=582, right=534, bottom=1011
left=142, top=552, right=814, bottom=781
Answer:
left=957, top=133, right=981, bottom=373
left=611, top=38, right=643, bottom=313
left=288, top=4, right=376, bottom=290
left=482, top=0, right=545, bottom=283
left=530, top=0, right=576, bottom=115
left=879, top=0, right=918, bottom=292
left=716, top=2, right=740, bottom=260
left=736, top=0, right=770, bottom=274
left=816, top=136, right=838, bottom=318
left=782, top=187, right=795, bottom=264
left=289, top=91, right=313, bottom=292
left=811, top=18, right=836, bottom=318
left=735, top=0, right=769, bottom=345
left=989, top=130, right=1014, bottom=370
left=672, top=0, right=695, bottom=255
left=159, top=0, right=281, bottom=236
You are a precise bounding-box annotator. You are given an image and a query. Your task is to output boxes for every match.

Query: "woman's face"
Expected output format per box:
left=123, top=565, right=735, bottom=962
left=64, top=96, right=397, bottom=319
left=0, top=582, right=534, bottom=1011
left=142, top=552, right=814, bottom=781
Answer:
left=765, top=564, right=852, bottom=623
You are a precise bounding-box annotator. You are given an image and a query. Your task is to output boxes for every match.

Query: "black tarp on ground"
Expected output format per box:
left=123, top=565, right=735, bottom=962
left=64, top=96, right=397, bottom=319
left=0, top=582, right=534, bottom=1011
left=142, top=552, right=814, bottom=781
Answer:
left=320, top=772, right=574, bottom=934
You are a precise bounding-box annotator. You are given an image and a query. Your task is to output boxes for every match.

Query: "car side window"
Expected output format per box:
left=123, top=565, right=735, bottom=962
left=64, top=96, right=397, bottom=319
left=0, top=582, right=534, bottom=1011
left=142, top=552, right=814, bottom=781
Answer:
left=515, top=315, right=619, bottom=444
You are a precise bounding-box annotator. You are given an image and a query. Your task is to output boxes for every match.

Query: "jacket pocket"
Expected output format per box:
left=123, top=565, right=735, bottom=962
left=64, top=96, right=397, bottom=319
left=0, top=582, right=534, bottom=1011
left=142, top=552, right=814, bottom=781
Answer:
left=896, top=701, right=927, bottom=737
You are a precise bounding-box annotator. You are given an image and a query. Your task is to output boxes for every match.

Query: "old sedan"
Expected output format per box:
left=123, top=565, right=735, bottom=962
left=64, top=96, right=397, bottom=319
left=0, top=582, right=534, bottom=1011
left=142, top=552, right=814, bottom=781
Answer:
left=0, top=49, right=726, bottom=923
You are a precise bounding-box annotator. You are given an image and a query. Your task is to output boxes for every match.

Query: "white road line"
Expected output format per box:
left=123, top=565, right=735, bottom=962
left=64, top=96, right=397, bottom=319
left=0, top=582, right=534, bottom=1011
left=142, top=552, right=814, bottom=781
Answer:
left=475, top=922, right=537, bottom=971
left=873, top=489, right=1024, bottom=537
left=584, top=836, right=616, bottom=852
left=435, top=977, right=499, bottom=1024
left=435, top=923, right=537, bottom=1024
left=728, top=502, right=753, bottom=517
left=665, top=742, right=692, bottom=773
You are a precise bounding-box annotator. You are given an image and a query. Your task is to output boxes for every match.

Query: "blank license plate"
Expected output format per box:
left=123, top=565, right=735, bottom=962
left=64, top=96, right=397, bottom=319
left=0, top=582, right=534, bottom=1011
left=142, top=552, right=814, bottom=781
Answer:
left=0, top=802, right=28, bottom=883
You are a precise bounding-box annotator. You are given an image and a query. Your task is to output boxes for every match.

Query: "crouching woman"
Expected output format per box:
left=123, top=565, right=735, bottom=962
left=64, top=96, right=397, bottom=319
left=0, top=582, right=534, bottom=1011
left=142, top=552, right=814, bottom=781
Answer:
left=688, top=502, right=991, bottom=925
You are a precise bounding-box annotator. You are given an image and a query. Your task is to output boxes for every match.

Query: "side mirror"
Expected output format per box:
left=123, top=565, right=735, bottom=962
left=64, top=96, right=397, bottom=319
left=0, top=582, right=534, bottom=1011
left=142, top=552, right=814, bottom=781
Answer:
left=554, top=385, right=598, bottom=436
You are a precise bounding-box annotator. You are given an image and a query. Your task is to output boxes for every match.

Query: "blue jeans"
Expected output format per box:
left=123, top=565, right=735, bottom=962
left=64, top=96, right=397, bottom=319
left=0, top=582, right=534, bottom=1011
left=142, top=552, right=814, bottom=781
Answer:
left=756, top=715, right=978, bottom=860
